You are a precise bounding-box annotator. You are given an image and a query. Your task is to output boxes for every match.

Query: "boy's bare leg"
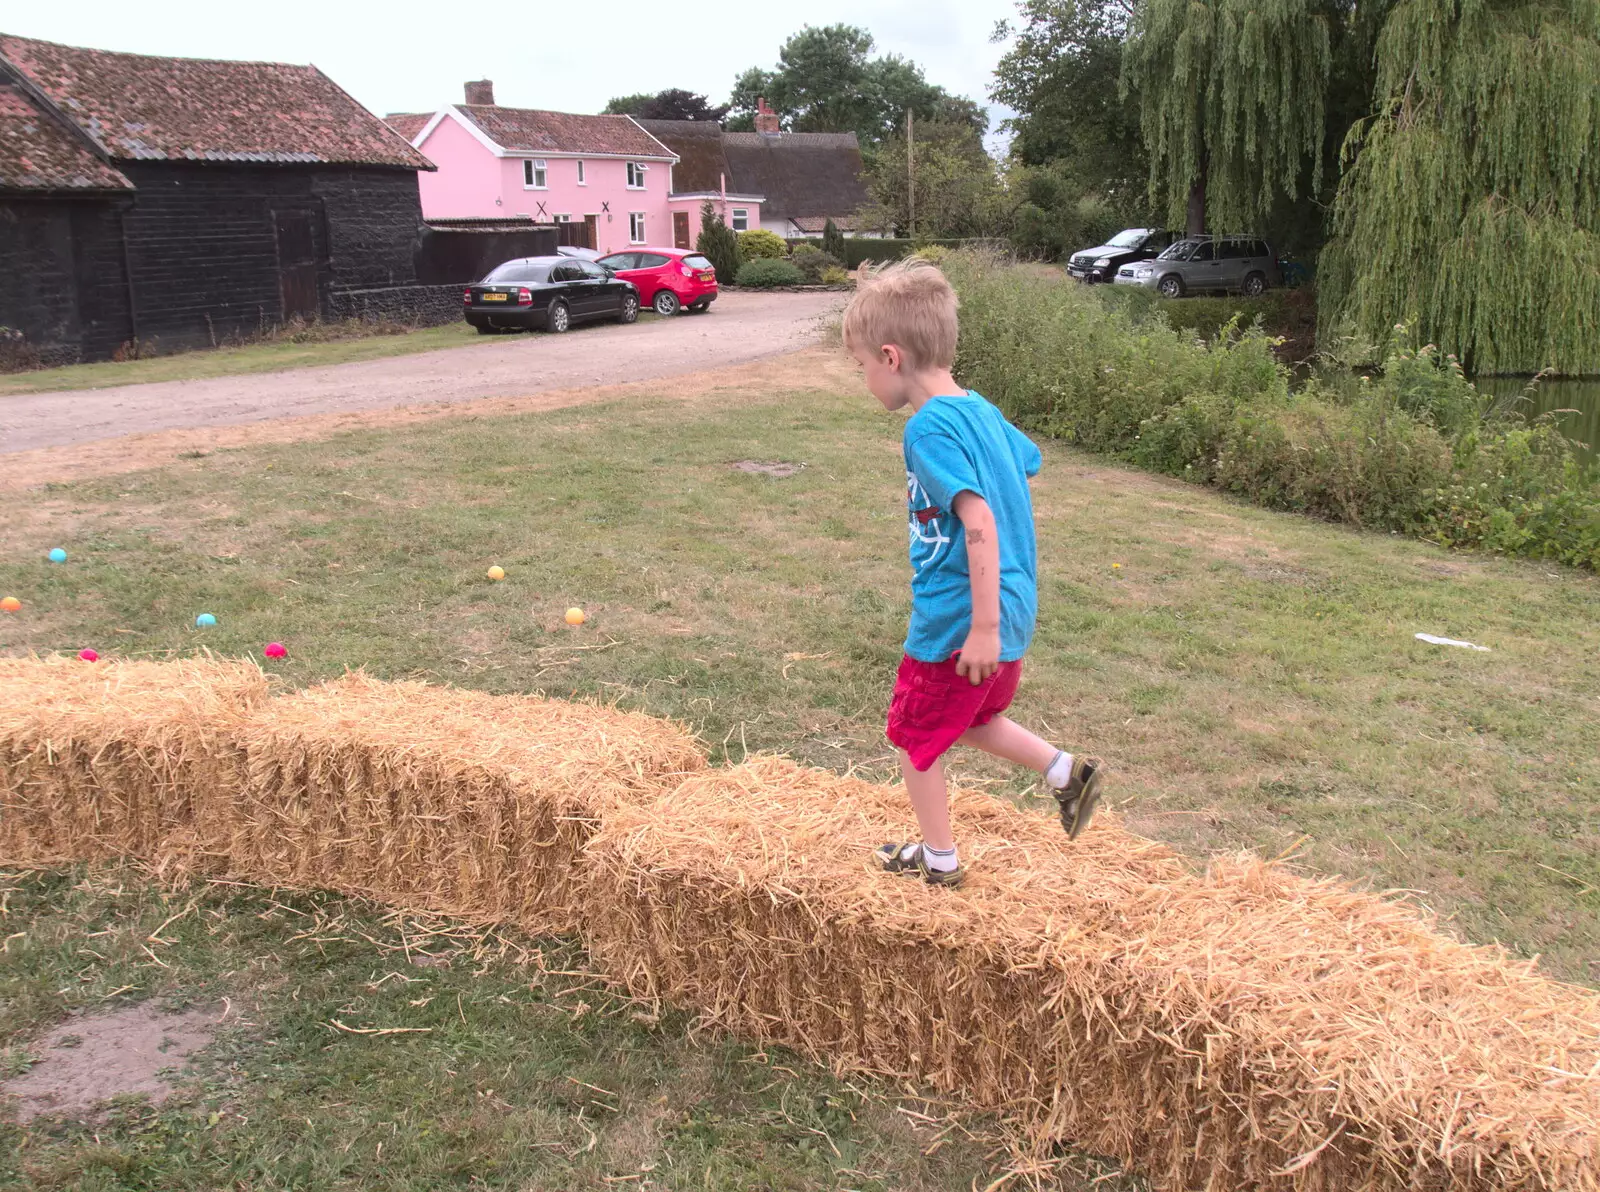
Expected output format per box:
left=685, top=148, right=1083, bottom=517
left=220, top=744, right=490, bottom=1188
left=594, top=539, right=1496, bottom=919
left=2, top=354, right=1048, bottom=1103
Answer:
left=958, top=716, right=1057, bottom=772
left=899, top=750, right=955, bottom=851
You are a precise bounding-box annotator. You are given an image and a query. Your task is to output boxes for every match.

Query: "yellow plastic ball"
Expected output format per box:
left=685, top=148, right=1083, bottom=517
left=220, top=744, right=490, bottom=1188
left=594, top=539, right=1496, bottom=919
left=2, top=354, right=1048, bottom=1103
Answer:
left=486, top=566, right=505, bottom=581
left=564, top=607, right=586, bottom=626
left=0, top=596, right=20, bottom=613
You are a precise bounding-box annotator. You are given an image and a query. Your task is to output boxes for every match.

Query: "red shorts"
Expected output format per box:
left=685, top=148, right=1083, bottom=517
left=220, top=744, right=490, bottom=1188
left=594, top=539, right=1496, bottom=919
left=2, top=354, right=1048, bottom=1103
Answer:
left=886, top=654, right=1024, bottom=772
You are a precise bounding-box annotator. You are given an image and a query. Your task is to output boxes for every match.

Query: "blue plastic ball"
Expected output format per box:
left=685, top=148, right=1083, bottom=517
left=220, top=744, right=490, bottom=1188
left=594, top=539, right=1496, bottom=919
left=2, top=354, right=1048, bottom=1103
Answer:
left=47, top=548, right=67, bottom=563
left=195, top=613, right=218, bottom=628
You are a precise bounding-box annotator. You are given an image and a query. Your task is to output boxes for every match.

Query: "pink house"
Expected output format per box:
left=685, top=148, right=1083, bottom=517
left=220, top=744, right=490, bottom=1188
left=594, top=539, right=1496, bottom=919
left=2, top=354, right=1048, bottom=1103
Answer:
left=388, top=81, right=761, bottom=254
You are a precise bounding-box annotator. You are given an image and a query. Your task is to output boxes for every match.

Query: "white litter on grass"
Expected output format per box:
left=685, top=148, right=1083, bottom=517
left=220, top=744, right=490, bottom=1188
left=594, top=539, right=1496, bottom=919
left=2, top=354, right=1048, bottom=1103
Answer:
left=1415, top=633, right=1491, bottom=652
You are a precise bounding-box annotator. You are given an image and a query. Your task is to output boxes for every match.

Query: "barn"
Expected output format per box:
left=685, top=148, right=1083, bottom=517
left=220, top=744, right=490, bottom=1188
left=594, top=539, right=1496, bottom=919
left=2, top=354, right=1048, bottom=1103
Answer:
left=0, top=33, right=446, bottom=365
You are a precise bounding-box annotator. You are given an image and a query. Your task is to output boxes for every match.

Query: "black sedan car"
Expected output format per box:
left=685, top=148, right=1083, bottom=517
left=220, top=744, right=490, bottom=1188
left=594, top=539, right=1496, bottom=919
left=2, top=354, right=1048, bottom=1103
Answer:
left=1066, top=228, right=1178, bottom=283
left=464, top=256, right=639, bottom=334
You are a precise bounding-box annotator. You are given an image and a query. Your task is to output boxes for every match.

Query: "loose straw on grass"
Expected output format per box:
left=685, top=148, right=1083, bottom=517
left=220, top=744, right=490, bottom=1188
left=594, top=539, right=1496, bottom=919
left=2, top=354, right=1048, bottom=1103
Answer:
left=227, top=672, right=704, bottom=932
left=0, top=655, right=268, bottom=868
left=583, top=755, right=1600, bottom=1192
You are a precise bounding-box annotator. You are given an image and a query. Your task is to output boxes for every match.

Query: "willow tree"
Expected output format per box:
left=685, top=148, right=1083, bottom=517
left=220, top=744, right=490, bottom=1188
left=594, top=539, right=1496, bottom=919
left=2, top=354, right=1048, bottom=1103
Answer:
left=1319, top=0, right=1600, bottom=374
left=1122, top=0, right=1334, bottom=234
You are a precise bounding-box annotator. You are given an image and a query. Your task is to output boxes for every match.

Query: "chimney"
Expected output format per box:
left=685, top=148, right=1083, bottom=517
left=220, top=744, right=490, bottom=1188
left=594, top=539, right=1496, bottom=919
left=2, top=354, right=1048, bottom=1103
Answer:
left=754, top=97, right=781, bottom=136
left=464, top=79, right=495, bottom=106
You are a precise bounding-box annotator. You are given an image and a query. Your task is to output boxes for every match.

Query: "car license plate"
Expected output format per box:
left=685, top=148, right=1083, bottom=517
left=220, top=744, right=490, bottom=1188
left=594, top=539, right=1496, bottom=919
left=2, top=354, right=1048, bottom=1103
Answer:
left=482, top=292, right=507, bottom=302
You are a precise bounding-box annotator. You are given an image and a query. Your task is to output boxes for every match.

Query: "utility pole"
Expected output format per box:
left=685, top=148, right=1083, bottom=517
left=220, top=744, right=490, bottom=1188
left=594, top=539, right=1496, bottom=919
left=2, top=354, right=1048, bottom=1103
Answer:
left=906, top=108, right=915, bottom=239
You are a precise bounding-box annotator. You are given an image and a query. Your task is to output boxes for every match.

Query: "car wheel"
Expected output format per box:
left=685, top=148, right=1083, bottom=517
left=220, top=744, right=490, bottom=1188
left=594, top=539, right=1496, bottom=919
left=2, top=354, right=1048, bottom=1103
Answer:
left=1242, top=271, right=1267, bottom=297
left=688, top=300, right=710, bottom=313
left=618, top=293, right=640, bottom=324
left=1157, top=274, right=1185, bottom=299
left=547, top=301, right=570, bottom=334
left=653, top=290, right=681, bottom=316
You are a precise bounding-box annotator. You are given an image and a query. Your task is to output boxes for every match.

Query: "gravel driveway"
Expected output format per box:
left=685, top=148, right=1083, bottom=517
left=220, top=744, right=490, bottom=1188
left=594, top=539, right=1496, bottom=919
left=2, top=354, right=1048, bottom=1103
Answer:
left=0, top=291, right=843, bottom=455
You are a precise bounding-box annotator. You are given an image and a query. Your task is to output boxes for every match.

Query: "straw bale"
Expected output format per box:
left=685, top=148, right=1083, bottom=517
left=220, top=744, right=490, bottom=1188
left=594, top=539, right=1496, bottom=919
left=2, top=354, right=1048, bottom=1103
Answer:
left=228, top=673, right=705, bottom=930
left=583, top=756, right=1600, bottom=1192
left=0, top=655, right=269, bottom=867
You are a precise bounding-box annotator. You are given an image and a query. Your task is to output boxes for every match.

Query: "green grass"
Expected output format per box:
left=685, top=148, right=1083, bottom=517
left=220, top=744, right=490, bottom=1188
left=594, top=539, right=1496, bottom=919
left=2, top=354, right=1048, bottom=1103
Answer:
left=1, top=355, right=1597, bottom=1184
left=0, top=324, right=491, bottom=397
left=0, top=868, right=1020, bottom=1191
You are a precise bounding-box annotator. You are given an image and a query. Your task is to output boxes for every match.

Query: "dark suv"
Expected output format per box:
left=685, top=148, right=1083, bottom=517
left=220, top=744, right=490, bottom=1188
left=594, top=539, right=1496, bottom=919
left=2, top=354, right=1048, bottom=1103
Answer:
left=1067, top=228, right=1178, bottom=283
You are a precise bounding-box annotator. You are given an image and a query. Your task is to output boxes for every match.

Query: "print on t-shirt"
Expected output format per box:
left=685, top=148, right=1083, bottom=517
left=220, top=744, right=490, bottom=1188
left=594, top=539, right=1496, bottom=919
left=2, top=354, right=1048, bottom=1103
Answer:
left=907, top=471, right=950, bottom=572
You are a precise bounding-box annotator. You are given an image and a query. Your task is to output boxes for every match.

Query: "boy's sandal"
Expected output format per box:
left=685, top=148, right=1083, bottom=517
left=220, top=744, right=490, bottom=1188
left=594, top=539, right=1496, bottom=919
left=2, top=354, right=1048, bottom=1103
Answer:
left=874, top=841, right=966, bottom=887
left=1051, top=757, right=1104, bottom=842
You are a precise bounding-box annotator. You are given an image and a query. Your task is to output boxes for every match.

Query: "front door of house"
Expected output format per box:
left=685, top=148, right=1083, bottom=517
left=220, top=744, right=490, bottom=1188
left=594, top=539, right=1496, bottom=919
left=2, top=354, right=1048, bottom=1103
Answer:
left=583, top=215, right=599, bottom=250
left=673, top=211, right=691, bottom=250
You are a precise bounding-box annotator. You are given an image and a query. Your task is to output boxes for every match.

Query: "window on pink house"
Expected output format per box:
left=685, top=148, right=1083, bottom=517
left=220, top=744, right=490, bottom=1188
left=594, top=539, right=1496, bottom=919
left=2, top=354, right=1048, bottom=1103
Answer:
left=523, top=159, right=547, bottom=188
left=629, top=213, right=646, bottom=243
left=732, top=208, right=749, bottom=232
left=576, top=160, right=586, bottom=185
left=626, top=162, right=646, bottom=189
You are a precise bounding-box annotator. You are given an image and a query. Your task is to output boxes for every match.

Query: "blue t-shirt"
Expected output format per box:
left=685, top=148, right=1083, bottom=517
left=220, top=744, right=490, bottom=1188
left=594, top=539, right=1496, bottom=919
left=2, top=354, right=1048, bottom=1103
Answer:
left=902, top=391, right=1042, bottom=663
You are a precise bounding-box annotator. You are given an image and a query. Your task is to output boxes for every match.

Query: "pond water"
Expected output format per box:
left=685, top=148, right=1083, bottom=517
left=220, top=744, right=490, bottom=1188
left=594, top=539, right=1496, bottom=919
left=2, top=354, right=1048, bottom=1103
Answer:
left=1477, top=377, right=1600, bottom=456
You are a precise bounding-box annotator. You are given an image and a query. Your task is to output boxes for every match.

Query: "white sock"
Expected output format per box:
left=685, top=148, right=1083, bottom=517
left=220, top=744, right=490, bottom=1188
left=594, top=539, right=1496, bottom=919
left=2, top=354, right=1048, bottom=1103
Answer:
left=1045, top=750, right=1075, bottom=790
left=917, top=842, right=959, bottom=873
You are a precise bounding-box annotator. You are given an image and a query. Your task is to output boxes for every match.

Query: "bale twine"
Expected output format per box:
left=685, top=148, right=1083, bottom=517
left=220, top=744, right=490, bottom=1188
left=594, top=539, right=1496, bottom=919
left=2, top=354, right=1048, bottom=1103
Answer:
left=583, top=756, right=1600, bottom=1192
left=228, top=673, right=704, bottom=931
left=0, top=655, right=269, bottom=868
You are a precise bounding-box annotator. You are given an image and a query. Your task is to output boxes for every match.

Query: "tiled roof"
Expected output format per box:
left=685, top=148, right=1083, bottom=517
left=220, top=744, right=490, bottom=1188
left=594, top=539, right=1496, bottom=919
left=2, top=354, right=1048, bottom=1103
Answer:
left=0, top=81, right=131, bottom=191
left=721, top=131, right=867, bottom=225
left=384, top=111, right=431, bottom=143
left=790, top=214, right=865, bottom=234
left=455, top=106, right=674, bottom=159
left=0, top=33, right=432, bottom=169
left=637, top=119, right=736, bottom=195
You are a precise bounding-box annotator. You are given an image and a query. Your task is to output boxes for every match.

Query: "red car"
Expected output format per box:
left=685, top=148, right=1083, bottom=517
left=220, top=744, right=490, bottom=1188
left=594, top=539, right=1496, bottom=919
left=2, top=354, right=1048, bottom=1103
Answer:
left=596, top=247, right=718, bottom=316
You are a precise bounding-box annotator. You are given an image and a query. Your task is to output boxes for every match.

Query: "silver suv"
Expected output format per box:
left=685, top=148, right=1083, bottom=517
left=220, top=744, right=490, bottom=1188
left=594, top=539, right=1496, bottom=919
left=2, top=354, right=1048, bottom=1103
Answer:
left=1112, top=236, right=1280, bottom=298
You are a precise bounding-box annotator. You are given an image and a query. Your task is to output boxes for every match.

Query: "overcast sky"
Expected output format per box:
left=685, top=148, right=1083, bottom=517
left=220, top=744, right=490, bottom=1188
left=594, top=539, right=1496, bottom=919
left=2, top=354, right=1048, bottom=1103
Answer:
left=7, top=0, right=1020, bottom=148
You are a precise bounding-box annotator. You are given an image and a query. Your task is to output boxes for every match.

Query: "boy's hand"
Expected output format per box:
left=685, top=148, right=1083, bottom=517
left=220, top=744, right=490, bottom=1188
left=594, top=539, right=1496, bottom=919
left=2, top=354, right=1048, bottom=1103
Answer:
left=955, top=626, right=1001, bottom=686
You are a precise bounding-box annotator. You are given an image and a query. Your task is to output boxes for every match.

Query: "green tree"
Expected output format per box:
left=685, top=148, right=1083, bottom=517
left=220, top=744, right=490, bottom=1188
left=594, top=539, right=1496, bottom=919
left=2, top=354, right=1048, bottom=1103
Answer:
left=696, top=201, right=741, bottom=285
left=1121, top=0, right=1336, bottom=235
left=727, top=25, right=984, bottom=148
left=603, top=89, right=729, bottom=122
left=860, top=121, right=1002, bottom=238
left=991, top=0, right=1147, bottom=200
left=1319, top=0, right=1600, bottom=374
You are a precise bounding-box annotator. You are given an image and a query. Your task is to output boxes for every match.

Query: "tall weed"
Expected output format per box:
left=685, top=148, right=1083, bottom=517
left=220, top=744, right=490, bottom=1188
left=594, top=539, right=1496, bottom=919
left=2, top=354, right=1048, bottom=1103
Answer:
left=946, top=252, right=1600, bottom=570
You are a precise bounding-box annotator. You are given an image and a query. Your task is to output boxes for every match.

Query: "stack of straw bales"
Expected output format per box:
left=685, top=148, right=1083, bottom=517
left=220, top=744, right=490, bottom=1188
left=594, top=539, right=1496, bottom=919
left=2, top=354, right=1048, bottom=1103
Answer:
left=228, top=673, right=704, bottom=930
left=585, top=756, right=1600, bottom=1192
left=4, top=658, right=1597, bottom=1191
left=0, top=656, right=268, bottom=867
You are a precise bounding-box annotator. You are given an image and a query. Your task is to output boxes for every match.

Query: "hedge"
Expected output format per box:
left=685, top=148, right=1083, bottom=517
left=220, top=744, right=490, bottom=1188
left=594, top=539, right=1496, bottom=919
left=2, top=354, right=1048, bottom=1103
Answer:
left=784, top=237, right=967, bottom=269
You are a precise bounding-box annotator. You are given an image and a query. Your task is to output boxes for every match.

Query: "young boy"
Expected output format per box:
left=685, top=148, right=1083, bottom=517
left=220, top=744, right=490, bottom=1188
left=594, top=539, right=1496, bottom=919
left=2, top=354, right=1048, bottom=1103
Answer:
left=842, top=259, right=1103, bottom=886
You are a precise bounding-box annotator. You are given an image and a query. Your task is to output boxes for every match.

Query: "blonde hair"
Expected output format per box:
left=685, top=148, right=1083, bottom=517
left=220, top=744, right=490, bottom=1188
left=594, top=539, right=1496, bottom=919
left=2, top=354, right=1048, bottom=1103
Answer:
left=841, top=257, right=959, bottom=371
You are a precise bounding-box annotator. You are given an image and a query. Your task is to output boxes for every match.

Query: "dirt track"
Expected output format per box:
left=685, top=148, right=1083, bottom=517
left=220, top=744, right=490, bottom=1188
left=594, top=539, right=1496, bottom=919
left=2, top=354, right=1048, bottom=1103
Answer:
left=0, top=291, right=842, bottom=457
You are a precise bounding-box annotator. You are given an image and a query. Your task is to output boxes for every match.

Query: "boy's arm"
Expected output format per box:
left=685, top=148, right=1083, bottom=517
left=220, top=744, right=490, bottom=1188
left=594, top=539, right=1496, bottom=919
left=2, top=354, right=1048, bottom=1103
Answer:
left=952, top=490, right=1001, bottom=686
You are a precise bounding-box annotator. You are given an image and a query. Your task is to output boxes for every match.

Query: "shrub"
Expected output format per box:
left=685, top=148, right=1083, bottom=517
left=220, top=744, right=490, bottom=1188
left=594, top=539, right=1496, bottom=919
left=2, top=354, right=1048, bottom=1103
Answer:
left=789, top=245, right=843, bottom=283
left=912, top=244, right=952, bottom=265
left=0, top=326, right=42, bottom=374
left=737, top=229, right=788, bottom=260
left=820, top=266, right=851, bottom=286
left=735, top=258, right=806, bottom=288
left=822, top=218, right=846, bottom=259
left=945, top=249, right=1600, bottom=570
left=696, top=201, right=741, bottom=285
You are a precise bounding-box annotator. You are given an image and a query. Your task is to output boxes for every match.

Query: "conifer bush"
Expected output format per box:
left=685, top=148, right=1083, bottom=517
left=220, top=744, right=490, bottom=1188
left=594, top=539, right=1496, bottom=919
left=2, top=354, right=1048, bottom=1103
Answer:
left=696, top=202, right=742, bottom=286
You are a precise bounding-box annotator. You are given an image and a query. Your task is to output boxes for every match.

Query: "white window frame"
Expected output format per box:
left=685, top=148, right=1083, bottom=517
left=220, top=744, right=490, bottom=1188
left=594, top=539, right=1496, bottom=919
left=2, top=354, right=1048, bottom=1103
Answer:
left=629, top=212, right=646, bottom=244
left=523, top=159, right=547, bottom=189
left=731, top=208, right=749, bottom=232
left=553, top=214, right=571, bottom=223
left=576, top=160, right=586, bottom=185
left=626, top=161, right=647, bottom=190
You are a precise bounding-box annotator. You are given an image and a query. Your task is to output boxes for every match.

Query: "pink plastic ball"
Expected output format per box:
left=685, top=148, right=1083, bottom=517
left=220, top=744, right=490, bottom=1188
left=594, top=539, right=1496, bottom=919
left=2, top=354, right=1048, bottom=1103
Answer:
left=263, top=642, right=288, bottom=659
left=79, top=648, right=99, bottom=662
